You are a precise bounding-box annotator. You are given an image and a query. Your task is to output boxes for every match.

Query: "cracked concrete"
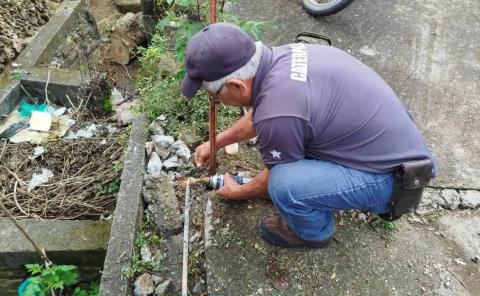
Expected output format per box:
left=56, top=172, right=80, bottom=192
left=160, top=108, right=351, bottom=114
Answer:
left=198, top=1, right=480, bottom=295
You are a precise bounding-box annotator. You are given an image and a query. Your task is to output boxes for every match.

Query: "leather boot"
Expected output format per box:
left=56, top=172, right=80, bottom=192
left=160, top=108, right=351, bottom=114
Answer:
left=259, top=215, right=331, bottom=248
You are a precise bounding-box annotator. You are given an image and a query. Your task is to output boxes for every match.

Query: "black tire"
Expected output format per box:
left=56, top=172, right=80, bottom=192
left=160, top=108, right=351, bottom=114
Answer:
left=302, top=0, right=354, bottom=16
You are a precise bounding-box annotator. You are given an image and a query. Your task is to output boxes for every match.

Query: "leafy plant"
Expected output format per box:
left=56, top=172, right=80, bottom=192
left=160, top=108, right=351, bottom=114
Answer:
left=21, top=264, right=99, bottom=296
left=9, top=71, right=22, bottom=81
left=103, top=97, right=113, bottom=113
left=24, top=264, right=78, bottom=295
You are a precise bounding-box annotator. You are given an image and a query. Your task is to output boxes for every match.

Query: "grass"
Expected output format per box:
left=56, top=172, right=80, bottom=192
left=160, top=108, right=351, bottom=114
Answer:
left=135, top=35, right=243, bottom=140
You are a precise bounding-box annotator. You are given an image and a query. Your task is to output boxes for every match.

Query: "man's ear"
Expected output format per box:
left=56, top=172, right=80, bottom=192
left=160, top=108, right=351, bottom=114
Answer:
left=225, top=79, right=248, bottom=95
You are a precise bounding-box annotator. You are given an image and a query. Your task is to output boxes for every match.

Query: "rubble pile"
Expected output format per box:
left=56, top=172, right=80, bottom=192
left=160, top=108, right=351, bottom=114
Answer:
left=0, top=0, right=51, bottom=72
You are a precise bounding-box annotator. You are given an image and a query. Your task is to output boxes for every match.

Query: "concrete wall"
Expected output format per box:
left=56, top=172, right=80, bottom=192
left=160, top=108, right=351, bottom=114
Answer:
left=0, top=220, right=111, bottom=296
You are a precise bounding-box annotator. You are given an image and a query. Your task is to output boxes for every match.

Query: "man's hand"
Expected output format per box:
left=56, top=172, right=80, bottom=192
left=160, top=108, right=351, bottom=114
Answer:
left=194, top=141, right=211, bottom=167
left=215, top=173, right=243, bottom=199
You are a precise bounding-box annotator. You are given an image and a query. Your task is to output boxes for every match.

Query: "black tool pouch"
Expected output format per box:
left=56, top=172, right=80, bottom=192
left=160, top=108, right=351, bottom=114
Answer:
left=388, top=159, right=433, bottom=219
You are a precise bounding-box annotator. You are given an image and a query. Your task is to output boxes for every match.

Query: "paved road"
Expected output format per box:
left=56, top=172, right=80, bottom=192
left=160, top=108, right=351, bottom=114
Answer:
left=229, top=0, right=480, bottom=189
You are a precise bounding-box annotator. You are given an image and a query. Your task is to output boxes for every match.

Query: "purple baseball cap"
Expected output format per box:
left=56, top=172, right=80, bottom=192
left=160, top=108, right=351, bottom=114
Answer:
left=181, top=22, right=256, bottom=98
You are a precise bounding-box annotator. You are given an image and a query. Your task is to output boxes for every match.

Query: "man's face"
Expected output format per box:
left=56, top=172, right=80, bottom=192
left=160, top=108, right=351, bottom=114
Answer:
left=206, top=79, right=253, bottom=107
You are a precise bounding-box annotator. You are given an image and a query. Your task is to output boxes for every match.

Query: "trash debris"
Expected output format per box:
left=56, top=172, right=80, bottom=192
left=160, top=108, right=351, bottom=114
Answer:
left=32, top=146, right=45, bottom=159
left=18, top=101, right=48, bottom=117
left=454, top=258, right=467, bottom=266
left=27, top=168, right=54, bottom=192
left=65, top=124, right=97, bottom=139
left=53, top=107, right=67, bottom=117
left=0, top=122, right=28, bottom=139
left=29, top=111, right=52, bottom=132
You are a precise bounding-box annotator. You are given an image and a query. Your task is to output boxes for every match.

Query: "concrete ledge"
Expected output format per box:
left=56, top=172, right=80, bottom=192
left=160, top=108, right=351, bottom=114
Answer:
left=100, top=116, right=147, bottom=296
left=21, top=68, right=83, bottom=107
left=0, top=79, right=22, bottom=118
left=16, top=0, right=86, bottom=68
left=0, top=219, right=111, bottom=295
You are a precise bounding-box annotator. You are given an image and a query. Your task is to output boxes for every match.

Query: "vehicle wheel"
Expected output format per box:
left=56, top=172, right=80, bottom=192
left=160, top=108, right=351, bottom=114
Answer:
left=302, top=0, right=354, bottom=16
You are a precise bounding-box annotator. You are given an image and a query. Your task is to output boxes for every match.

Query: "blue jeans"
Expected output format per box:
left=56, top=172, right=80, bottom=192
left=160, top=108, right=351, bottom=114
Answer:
left=268, top=159, right=394, bottom=241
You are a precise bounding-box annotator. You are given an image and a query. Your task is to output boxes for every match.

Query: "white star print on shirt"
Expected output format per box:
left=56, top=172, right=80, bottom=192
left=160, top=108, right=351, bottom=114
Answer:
left=270, top=150, right=282, bottom=160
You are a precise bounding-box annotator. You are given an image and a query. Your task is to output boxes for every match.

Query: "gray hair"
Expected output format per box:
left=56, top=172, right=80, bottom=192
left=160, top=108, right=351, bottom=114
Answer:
left=203, top=41, right=264, bottom=94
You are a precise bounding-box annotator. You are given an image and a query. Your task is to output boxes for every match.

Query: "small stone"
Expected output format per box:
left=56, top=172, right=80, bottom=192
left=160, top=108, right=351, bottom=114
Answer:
left=460, top=190, right=480, bottom=209
left=173, top=140, right=191, bottom=162
left=163, top=156, right=180, bottom=170
left=179, top=133, right=202, bottom=150
left=189, top=231, right=201, bottom=243
left=154, top=143, right=171, bottom=160
left=192, top=282, right=203, bottom=295
left=247, top=137, right=258, bottom=146
left=134, top=273, right=155, bottom=296
left=149, top=122, right=165, bottom=136
left=140, top=245, right=152, bottom=262
left=145, top=141, right=154, bottom=158
left=147, top=152, right=163, bottom=177
left=439, top=189, right=460, bottom=210
left=152, top=135, right=174, bottom=148
left=151, top=275, right=163, bottom=286
left=472, top=255, right=480, bottom=263
left=154, top=278, right=172, bottom=296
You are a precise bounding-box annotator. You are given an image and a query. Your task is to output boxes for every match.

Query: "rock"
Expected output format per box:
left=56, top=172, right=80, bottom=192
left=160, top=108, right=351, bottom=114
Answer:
left=154, top=278, right=173, bottom=296
left=143, top=174, right=183, bottom=236
left=179, top=133, right=202, bottom=150
left=358, top=213, right=367, bottom=221
left=147, top=152, right=163, bottom=177
left=115, top=0, right=142, bottom=13
left=140, top=245, right=153, bottom=262
left=173, top=140, right=191, bottom=162
left=416, top=188, right=439, bottom=216
left=192, top=282, right=203, bottom=295
left=152, top=135, right=175, bottom=148
left=163, top=156, right=180, bottom=170
left=145, top=141, right=154, bottom=158
left=151, top=275, right=164, bottom=286
left=114, top=100, right=137, bottom=126
left=134, top=273, right=155, bottom=296
left=247, top=137, right=258, bottom=146
left=460, top=190, right=480, bottom=208
left=153, top=143, right=171, bottom=160
left=110, top=12, right=145, bottom=65
left=149, top=122, right=165, bottom=136
left=439, top=189, right=460, bottom=210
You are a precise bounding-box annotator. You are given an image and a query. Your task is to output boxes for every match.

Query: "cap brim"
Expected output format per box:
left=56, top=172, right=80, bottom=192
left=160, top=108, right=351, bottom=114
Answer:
left=181, top=74, right=203, bottom=98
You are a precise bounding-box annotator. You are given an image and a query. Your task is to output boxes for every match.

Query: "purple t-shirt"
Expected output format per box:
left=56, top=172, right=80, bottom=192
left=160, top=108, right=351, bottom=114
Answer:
left=252, top=44, right=437, bottom=175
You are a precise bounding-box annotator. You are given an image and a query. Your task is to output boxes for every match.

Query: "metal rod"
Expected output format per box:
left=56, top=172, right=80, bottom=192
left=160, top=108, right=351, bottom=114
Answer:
left=181, top=178, right=191, bottom=296
left=0, top=198, right=52, bottom=266
left=208, top=98, right=217, bottom=175
left=208, top=0, right=218, bottom=175
left=210, top=0, right=217, bottom=23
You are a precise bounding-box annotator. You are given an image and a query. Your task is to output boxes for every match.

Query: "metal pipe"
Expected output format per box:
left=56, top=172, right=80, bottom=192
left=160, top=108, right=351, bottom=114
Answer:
left=208, top=99, right=217, bottom=175
left=181, top=178, right=191, bottom=296
left=208, top=0, right=218, bottom=175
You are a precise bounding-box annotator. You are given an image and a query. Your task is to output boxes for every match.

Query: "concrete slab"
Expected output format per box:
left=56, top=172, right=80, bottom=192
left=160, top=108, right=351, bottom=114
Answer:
left=436, top=213, right=480, bottom=262
left=16, top=0, right=87, bottom=68
left=204, top=198, right=480, bottom=295
left=99, top=116, right=147, bottom=296
left=229, top=0, right=480, bottom=189
left=0, top=219, right=110, bottom=295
